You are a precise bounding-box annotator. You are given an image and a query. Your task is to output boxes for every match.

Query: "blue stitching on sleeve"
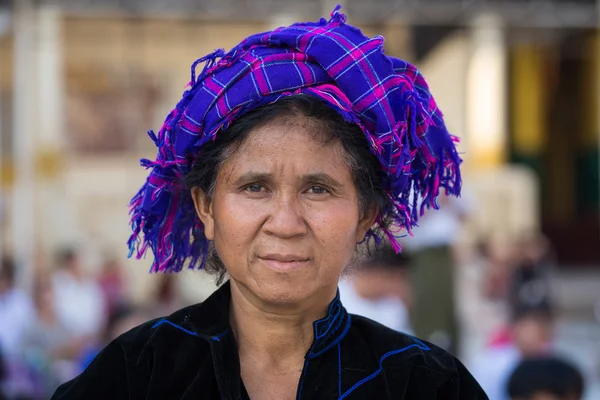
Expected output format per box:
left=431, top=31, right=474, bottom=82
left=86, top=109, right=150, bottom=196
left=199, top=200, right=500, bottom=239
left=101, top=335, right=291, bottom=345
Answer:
left=338, top=339, right=430, bottom=400
left=151, top=318, right=199, bottom=337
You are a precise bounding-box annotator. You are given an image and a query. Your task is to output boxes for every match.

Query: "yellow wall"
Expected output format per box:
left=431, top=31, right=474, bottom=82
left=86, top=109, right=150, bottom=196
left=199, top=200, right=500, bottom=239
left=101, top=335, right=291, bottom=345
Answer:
left=511, top=44, right=547, bottom=155
left=580, top=31, right=599, bottom=150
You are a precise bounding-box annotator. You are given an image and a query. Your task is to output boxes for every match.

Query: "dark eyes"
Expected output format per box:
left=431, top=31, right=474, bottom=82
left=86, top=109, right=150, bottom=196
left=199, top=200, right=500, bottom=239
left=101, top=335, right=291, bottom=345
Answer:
left=245, top=183, right=265, bottom=193
left=307, top=185, right=329, bottom=195
left=242, top=184, right=330, bottom=195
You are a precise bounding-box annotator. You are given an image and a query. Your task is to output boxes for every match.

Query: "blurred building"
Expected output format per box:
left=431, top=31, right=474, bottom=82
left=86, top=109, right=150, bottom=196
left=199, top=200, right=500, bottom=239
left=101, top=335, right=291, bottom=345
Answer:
left=0, top=0, right=598, bottom=296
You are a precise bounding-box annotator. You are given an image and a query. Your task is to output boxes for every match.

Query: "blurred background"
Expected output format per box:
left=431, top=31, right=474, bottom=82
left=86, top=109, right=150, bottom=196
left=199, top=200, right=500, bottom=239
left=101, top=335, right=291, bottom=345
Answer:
left=0, top=0, right=599, bottom=399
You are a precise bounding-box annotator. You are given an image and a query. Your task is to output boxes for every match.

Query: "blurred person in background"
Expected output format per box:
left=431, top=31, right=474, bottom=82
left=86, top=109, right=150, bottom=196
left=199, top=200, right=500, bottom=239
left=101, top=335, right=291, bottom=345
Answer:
left=76, top=305, right=150, bottom=373
left=478, top=233, right=554, bottom=364
left=51, top=7, right=486, bottom=399
left=508, top=233, right=554, bottom=317
left=0, top=257, right=35, bottom=359
left=0, top=347, right=6, bottom=400
left=0, top=257, right=36, bottom=399
left=507, top=356, right=585, bottom=400
left=20, top=275, right=78, bottom=398
left=148, top=274, right=185, bottom=318
left=482, top=236, right=519, bottom=302
left=103, top=306, right=149, bottom=344
left=477, top=236, right=521, bottom=349
left=471, top=305, right=554, bottom=400
left=403, top=193, right=470, bottom=353
left=339, top=245, right=412, bottom=333
left=96, top=256, right=127, bottom=323
left=51, top=249, right=106, bottom=365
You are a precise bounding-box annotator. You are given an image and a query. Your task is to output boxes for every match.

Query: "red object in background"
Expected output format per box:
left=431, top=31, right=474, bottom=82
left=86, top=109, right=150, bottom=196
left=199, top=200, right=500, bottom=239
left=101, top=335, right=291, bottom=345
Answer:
left=487, top=325, right=514, bottom=349
left=97, top=261, right=125, bottom=320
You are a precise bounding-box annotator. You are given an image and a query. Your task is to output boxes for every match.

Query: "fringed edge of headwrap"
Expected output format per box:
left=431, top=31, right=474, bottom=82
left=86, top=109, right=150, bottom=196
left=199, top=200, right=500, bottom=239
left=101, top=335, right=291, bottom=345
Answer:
left=127, top=48, right=231, bottom=274
left=356, top=87, right=463, bottom=254
left=128, top=184, right=210, bottom=274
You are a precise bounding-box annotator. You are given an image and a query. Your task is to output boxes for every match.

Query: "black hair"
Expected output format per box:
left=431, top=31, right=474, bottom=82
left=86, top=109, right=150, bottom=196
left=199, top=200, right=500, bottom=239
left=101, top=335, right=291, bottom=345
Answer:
left=184, top=95, right=393, bottom=283
left=507, top=356, right=584, bottom=399
left=0, top=257, right=14, bottom=285
left=55, top=247, right=78, bottom=269
left=511, top=302, right=554, bottom=325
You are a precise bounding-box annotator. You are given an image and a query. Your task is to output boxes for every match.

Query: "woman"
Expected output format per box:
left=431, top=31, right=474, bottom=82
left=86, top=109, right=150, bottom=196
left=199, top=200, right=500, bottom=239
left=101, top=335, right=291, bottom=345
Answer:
left=52, top=7, right=486, bottom=399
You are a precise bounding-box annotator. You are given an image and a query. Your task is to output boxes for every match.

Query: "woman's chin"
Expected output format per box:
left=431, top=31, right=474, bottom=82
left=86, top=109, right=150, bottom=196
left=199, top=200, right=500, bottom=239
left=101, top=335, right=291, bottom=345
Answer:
left=258, top=283, right=312, bottom=305
left=231, top=268, right=335, bottom=308
left=240, top=279, right=317, bottom=307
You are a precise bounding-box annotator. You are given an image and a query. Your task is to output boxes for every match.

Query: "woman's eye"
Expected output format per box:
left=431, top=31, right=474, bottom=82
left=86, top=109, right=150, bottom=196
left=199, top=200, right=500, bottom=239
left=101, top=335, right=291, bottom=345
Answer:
left=308, top=185, right=329, bottom=194
left=244, top=183, right=264, bottom=193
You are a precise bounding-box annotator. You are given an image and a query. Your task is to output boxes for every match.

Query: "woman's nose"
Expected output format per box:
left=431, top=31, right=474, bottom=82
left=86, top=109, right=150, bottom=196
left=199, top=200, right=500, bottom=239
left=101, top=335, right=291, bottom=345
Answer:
left=262, top=194, right=308, bottom=239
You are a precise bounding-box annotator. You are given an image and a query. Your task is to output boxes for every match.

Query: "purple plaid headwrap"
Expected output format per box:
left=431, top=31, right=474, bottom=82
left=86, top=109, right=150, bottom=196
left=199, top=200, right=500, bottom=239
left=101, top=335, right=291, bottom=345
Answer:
left=128, top=6, right=462, bottom=273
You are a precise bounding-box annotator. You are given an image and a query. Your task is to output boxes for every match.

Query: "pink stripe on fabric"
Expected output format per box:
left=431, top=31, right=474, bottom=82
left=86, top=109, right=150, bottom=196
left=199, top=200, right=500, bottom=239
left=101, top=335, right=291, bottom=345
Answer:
left=327, top=39, right=381, bottom=78
left=354, top=76, right=403, bottom=111
left=203, top=76, right=224, bottom=97
left=216, top=96, right=229, bottom=119
left=180, top=116, right=202, bottom=134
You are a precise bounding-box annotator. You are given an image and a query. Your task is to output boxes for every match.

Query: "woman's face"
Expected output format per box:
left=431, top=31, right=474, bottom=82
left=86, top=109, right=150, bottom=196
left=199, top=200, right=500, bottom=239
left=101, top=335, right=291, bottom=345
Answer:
left=192, top=117, right=376, bottom=306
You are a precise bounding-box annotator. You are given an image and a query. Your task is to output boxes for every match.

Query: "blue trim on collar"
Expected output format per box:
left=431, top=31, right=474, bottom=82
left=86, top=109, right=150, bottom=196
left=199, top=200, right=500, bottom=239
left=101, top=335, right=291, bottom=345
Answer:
left=307, top=289, right=351, bottom=360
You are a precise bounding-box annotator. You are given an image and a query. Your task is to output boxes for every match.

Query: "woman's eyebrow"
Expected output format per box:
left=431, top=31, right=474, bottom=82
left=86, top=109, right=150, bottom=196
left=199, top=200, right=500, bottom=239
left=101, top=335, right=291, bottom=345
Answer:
left=302, top=173, right=344, bottom=189
left=231, top=172, right=344, bottom=189
left=231, top=172, right=271, bottom=186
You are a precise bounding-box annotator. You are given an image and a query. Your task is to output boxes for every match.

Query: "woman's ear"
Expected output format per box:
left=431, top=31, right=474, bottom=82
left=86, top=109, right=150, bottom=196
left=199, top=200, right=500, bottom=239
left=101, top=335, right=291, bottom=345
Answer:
left=191, top=187, right=215, bottom=240
left=356, top=205, right=378, bottom=243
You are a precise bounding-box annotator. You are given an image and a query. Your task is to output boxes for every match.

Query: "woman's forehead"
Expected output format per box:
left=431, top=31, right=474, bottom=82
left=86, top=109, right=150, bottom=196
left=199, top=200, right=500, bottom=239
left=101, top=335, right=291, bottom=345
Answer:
left=220, top=121, right=352, bottom=180
left=243, top=118, right=338, bottom=148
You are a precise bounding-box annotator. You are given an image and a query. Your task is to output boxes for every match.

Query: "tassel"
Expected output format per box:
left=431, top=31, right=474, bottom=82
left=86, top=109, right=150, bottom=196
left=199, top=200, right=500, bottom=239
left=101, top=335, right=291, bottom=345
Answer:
left=329, top=4, right=347, bottom=24
left=190, top=49, right=226, bottom=85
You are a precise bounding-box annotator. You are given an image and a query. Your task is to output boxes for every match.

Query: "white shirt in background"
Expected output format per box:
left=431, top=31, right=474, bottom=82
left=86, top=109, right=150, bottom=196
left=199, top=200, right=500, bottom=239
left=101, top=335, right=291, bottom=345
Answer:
left=402, top=191, right=472, bottom=251
left=470, top=345, right=520, bottom=400
left=338, top=279, right=412, bottom=334
left=52, top=271, right=106, bottom=339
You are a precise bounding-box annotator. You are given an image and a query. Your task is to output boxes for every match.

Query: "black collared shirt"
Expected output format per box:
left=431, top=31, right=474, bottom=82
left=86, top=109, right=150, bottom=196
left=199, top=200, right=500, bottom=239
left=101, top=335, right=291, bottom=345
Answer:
left=52, top=281, right=488, bottom=399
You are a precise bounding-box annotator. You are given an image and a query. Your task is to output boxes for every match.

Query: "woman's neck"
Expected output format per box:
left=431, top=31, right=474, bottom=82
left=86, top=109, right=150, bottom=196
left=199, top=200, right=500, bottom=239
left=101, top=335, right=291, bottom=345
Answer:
left=228, top=280, right=334, bottom=370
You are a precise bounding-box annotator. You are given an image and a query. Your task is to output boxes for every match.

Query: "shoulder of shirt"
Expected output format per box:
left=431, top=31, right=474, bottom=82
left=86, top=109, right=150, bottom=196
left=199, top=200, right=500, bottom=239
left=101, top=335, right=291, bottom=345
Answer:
left=348, top=313, right=463, bottom=379
left=112, top=303, right=207, bottom=357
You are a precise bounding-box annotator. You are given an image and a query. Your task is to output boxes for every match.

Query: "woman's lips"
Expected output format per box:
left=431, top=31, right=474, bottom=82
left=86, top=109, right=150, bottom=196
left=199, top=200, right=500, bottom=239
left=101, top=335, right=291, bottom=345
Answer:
left=259, top=254, right=310, bottom=272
